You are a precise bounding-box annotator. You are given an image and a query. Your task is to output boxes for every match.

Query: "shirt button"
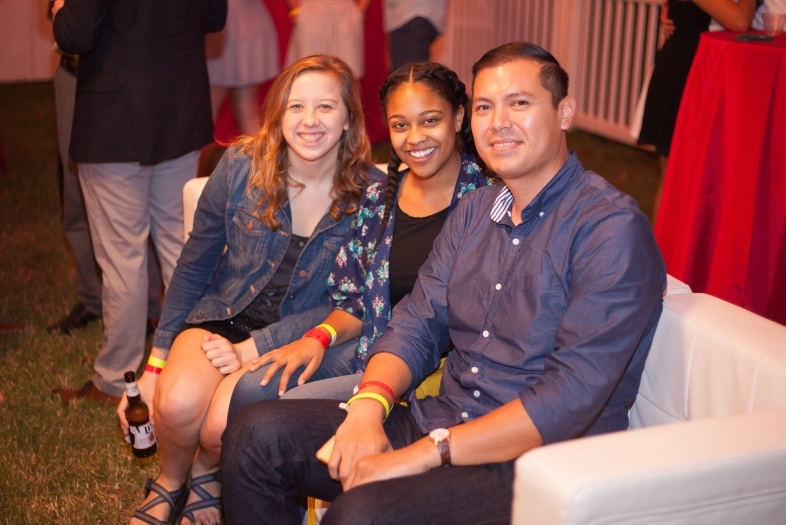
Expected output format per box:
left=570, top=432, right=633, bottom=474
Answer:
left=266, top=300, right=273, bottom=307
left=299, top=270, right=307, bottom=278
left=473, top=390, right=480, bottom=398
left=471, top=366, right=479, bottom=373
left=495, top=283, right=501, bottom=290
left=298, top=241, right=305, bottom=248
left=289, top=295, right=295, bottom=299
left=482, top=330, right=489, bottom=338
left=539, top=211, right=545, bottom=217
left=461, top=411, right=469, bottom=418
left=512, top=239, right=520, bottom=245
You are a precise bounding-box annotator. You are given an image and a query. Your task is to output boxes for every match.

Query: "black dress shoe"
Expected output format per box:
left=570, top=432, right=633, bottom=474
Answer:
left=47, top=303, right=99, bottom=335
left=53, top=380, right=121, bottom=406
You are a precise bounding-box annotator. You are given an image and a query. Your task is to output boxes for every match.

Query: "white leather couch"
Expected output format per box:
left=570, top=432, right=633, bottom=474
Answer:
left=512, top=292, right=786, bottom=525
left=183, top=178, right=786, bottom=524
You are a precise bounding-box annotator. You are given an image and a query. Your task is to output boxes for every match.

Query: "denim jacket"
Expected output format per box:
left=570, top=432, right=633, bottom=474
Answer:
left=154, top=147, right=363, bottom=355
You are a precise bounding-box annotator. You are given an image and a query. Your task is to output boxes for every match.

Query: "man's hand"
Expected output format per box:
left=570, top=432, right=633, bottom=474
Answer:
left=343, top=438, right=440, bottom=490
left=116, top=370, right=158, bottom=434
left=249, top=337, right=326, bottom=396
left=201, top=333, right=245, bottom=374
left=52, top=0, right=65, bottom=17
left=327, top=399, right=392, bottom=489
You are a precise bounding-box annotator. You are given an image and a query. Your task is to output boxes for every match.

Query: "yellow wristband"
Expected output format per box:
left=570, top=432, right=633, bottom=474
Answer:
left=316, top=323, right=337, bottom=346
left=288, top=7, right=300, bottom=18
left=346, top=392, right=391, bottom=420
left=148, top=355, right=167, bottom=370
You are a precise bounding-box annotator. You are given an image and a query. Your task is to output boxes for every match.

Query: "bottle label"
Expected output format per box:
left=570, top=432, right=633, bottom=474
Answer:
left=129, top=422, right=156, bottom=449
left=125, top=382, right=140, bottom=397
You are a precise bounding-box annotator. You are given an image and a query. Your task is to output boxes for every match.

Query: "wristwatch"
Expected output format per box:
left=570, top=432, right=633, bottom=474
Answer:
left=429, top=428, right=451, bottom=466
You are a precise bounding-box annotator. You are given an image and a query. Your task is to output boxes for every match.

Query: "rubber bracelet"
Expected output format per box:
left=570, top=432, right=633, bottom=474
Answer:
left=144, top=364, right=163, bottom=375
left=288, top=7, right=300, bottom=18
left=148, top=356, right=167, bottom=369
left=316, top=323, right=337, bottom=346
left=357, top=381, right=395, bottom=400
left=303, top=328, right=330, bottom=350
left=346, top=392, right=391, bottom=420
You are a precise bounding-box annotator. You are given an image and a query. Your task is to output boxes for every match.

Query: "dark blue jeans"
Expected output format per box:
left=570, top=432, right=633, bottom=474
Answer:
left=221, top=399, right=515, bottom=525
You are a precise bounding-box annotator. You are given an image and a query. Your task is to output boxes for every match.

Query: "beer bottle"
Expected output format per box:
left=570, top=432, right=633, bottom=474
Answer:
left=124, top=371, right=157, bottom=458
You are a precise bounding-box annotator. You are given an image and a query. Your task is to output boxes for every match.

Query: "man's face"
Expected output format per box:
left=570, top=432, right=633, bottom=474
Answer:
left=471, top=59, right=574, bottom=183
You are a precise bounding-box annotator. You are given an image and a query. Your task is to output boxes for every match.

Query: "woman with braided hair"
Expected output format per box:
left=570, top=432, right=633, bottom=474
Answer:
left=229, top=62, right=494, bottom=409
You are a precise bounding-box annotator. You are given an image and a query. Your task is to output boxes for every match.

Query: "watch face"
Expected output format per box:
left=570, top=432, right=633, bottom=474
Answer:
left=430, top=428, right=449, bottom=441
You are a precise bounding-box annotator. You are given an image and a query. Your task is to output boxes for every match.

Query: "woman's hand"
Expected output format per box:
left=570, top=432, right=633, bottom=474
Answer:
left=201, top=333, right=244, bottom=374
left=659, top=4, right=675, bottom=48
left=327, top=399, right=392, bottom=489
left=249, top=337, right=326, bottom=395
left=116, top=370, right=158, bottom=434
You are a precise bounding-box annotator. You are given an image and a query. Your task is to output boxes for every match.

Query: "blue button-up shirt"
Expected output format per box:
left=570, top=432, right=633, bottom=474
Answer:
left=369, top=152, right=666, bottom=444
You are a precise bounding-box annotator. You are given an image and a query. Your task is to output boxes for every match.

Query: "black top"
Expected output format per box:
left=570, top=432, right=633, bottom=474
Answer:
left=388, top=202, right=450, bottom=307
left=242, top=234, right=309, bottom=326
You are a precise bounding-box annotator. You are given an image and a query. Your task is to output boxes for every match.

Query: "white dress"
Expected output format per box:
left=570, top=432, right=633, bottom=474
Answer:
left=207, top=0, right=280, bottom=87
left=285, top=0, right=365, bottom=78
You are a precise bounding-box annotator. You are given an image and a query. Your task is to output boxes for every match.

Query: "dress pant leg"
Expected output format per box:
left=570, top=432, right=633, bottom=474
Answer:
left=221, top=399, right=424, bottom=525
left=54, top=65, right=102, bottom=316
left=322, top=459, right=515, bottom=525
left=77, top=162, right=151, bottom=396
left=148, top=150, right=199, bottom=289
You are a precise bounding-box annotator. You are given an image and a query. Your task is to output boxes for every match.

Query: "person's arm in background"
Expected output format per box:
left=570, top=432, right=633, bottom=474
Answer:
left=694, top=0, right=758, bottom=31
left=659, top=1, right=675, bottom=48
left=52, top=0, right=110, bottom=55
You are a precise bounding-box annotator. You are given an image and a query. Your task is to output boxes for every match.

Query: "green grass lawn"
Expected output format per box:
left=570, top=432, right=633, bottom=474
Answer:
left=0, top=81, right=658, bottom=524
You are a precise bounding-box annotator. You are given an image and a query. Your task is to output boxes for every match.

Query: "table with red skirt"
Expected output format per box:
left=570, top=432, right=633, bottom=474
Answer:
left=655, top=31, right=786, bottom=325
left=214, top=0, right=389, bottom=145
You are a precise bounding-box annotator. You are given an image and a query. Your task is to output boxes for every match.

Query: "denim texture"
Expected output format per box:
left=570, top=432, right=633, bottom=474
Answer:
left=221, top=399, right=514, bottom=525
left=154, top=147, right=353, bottom=353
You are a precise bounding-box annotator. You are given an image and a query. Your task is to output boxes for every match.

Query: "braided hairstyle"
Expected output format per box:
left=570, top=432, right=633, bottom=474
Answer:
left=367, top=62, right=476, bottom=262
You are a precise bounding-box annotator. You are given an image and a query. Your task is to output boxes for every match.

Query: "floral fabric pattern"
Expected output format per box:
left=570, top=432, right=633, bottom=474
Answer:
left=330, top=154, right=495, bottom=372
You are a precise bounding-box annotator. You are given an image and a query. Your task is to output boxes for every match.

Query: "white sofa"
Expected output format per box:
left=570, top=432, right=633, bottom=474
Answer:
left=512, top=292, right=786, bottom=525
left=183, top=177, right=786, bottom=524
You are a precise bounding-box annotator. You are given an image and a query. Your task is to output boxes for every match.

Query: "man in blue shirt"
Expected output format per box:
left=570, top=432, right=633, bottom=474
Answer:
left=221, top=42, right=666, bottom=525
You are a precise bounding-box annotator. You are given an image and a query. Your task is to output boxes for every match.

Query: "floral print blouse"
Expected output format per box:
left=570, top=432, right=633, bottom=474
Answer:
left=329, top=154, right=495, bottom=372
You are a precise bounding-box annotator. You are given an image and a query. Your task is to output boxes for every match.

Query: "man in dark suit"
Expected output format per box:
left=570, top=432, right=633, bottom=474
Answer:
left=52, top=0, right=227, bottom=403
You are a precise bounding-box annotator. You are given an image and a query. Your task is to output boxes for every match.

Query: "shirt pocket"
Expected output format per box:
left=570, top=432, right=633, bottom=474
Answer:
left=511, top=272, right=566, bottom=345
left=231, top=207, right=270, bottom=261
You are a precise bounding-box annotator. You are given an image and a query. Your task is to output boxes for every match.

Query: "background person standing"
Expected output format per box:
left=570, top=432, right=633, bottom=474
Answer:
left=51, top=0, right=227, bottom=404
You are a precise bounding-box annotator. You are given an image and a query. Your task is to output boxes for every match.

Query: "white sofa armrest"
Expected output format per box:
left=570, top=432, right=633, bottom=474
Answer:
left=512, top=407, right=786, bottom=525
left=183, top=177, right=209, bottom=241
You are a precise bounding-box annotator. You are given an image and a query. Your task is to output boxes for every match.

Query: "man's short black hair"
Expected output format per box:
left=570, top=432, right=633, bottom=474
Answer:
left=472, top=42, right=569, bottom=108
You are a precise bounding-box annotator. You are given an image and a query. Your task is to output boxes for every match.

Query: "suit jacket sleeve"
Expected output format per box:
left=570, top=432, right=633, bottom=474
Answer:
left=207, top=0, right=228, bottom=32
left=53, top=0, right=110, bottom=55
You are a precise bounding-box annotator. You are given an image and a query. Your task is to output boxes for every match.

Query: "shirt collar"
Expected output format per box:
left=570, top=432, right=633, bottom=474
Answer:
left=490, top=151, right=583, bottom=225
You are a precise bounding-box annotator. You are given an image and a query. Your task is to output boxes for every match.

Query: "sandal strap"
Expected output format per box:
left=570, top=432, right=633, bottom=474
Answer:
left=134, top=478, right=187, bottom=525
left=180, top=470, right=222, bottom=523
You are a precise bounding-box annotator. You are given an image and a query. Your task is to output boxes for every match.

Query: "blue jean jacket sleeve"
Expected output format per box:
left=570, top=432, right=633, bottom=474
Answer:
left=250, top=304, right=333, bottom=356
left=153, top=152, right=232, bottom=350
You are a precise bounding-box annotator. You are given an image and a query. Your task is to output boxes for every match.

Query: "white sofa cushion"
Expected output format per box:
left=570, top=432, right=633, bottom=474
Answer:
left=631, top=293, right=786, bottom=429
left=513, top=407, right=786, bottom=525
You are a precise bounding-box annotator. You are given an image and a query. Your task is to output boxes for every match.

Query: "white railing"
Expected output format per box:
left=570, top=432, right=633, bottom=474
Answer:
left=436, top=0, right=662, bottom=145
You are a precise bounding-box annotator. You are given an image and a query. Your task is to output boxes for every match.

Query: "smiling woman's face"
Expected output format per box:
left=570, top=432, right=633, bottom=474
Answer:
left=385, top=82, right=463, bottom=181
left=282, top=71, right=349, bottom=166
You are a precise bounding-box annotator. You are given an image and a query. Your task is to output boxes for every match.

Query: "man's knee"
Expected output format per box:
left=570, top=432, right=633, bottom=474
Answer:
left=321, top=485, right=389, bottom=525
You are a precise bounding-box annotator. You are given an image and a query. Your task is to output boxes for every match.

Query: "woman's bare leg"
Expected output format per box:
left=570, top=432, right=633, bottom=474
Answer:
left=130, top=328, right=224, bottom=525
left=179, top=362, right=253, bottom=525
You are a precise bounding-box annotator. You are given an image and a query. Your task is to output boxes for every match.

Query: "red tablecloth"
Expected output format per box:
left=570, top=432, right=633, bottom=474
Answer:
left=655, top=31, right=786, bottom=325
left=214, top=0, right=389, bottom=144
